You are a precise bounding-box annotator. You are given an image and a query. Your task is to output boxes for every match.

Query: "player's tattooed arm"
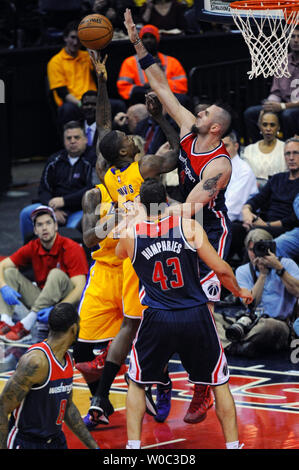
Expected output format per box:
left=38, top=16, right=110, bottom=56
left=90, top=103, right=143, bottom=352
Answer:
left=64, top=394, right=99, bottom=449
left=0, top=352, right=47, bottom=449
left=82, top=188, right=123, bottom=246
left=202, top=172, right=223, bottom=198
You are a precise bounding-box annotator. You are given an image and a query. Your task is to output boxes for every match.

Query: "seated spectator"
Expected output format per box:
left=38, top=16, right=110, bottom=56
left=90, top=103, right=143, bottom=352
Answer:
left=242, top=111, right=287, bottom=187
left=223, top=131, right=258, bottom=223
left=139, top=0, right=188, bottom=34
left=222, top=131, right=258, bottom=262
left=92, top=0, right=136, bottom=37
left=135, top=91, right=180, bottom=155
left=117, top=23, right=188, bottom=106
left=214, top=228, right=299, bottom=358
left=243, top=26, right=299, bottom=143
left=47, top=21, right=97, bottom=129
left=241, top=137, right=299, bottom=240
left=19, top=121, right=94, bottom=243
left=0, top=206, right=88, bottom=342
left=113, top=103, right=149, bottom=134
left=275, top=193, right=299, bottom=262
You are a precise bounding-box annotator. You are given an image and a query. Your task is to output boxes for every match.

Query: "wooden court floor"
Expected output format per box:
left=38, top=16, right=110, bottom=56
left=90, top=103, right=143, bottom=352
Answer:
left=0, top=343, right=298, bottom=451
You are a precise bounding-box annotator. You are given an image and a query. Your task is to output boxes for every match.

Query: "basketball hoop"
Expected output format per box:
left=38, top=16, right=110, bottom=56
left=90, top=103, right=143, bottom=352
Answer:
left=229, top=0, right=299, bottom=78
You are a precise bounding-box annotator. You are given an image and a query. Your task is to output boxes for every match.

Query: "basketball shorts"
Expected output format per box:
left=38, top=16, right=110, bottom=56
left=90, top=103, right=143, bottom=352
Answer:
left=122, top=257, right=145, bottom=319
left=128, top=304, right=229, bottom=386
left=200, top=214, right=232, bottom=302
left=78, top=261, right=123, bottom=342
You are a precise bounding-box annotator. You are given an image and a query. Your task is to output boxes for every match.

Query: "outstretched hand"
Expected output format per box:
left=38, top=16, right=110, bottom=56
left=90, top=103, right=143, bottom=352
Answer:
left=146, top=92, right=163, bottom=120
left=124, top=9, right=139, bottom=43
left=88, top=50, right=108, bottom=81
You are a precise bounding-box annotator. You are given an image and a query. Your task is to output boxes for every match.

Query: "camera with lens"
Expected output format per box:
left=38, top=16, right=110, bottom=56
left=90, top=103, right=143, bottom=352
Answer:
left=253, top=240, right=276, bottom=257
left=225, top=305, right=260, bottom=342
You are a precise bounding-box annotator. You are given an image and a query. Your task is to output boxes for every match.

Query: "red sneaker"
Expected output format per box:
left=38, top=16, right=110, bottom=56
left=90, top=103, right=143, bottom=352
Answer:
left=183, top=385, right=214, bottom=424
left=4, top=321, right=31, bottom=343
left=0, top=321, right=12, bottom=339
left=75, top=346, right=109, bottom=384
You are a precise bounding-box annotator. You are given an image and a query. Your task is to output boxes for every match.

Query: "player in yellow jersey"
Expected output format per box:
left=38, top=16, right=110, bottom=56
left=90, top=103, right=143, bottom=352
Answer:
left=83, top=52, right=181, bottom=426
left=71, top=54, right=126, bottom=429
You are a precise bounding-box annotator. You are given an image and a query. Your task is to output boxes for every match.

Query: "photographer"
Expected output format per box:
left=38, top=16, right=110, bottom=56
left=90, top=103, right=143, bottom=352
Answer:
left=214, top=229, right=299, bottom=357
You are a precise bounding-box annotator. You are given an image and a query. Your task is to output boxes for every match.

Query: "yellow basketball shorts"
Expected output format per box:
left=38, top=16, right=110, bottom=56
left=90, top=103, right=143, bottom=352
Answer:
left=78, top=262, right=123, bottom=342
left=122, top=257, right=145, bottom=319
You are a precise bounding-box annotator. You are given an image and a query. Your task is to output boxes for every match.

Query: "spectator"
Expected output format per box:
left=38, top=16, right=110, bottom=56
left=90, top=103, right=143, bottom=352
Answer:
left=243, top=26, right=299, bottom=143
left=117, top=23, right=188, bottom=105
left=47, top=21, right=97, bottom=129
left=19, top=121, right=93, bottom=243
left=92, top=0, right=136, bottom=37
left=0, top=206, right=88, bottom=343
left=139, top=0, right=188, bottom=34
left=214, top=228, right=299, bottom=358
left=275, top=193, right=299, bottom=262
left=223, top=131, right=258, bottom=223
left=113, top=103, right=149, bottom=134
left=242, top=111, right=287, bottom=187
left=222, top=131, right=258, bottom=263
left=242, top=137, right=299, bottom=240
left=81, top=90, right=98, bottom=150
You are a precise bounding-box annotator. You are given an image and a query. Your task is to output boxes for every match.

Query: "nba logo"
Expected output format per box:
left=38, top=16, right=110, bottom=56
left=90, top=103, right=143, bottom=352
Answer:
left=117, top=176, right=121, bottom=183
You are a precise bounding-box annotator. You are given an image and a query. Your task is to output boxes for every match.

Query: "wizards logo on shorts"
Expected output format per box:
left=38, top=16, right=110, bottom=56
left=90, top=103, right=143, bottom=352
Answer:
left=207, top=282, right=220, bottom=299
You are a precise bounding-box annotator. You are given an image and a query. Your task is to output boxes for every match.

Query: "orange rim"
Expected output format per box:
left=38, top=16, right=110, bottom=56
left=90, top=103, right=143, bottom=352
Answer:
left=230, top=0, right=299, bottom=10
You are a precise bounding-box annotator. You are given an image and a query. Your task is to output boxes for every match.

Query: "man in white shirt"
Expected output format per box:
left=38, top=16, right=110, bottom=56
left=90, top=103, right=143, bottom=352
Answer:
left=223, top=132, right=258, bottom=221
left=223, top=131, right=258, bottom=263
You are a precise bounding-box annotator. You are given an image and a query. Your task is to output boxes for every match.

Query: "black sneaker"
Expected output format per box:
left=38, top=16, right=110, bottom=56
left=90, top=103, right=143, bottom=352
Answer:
left=89, top=395, right=114, bottom=425
left=125, top=372, right=157, bottom=417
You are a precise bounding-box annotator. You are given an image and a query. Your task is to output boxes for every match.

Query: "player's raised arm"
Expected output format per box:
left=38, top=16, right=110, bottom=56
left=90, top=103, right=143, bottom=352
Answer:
left=123, top=9, right=195, bottom=135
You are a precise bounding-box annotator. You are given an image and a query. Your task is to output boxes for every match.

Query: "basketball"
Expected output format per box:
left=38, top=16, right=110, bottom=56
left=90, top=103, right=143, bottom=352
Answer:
left=78, top=14, right=113, bottom=50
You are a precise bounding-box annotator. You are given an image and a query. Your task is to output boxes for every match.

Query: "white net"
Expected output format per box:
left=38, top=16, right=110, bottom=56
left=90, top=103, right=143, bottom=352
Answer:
left=230, top=4, right=299, bottom=78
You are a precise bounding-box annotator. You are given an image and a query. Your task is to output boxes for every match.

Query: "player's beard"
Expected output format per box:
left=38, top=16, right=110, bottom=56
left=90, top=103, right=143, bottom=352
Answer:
left=191, top=124, right=200, bottom=135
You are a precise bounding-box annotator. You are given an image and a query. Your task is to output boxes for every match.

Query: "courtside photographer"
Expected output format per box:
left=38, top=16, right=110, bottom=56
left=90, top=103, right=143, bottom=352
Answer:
left=214, top=228, right=299, bottom=357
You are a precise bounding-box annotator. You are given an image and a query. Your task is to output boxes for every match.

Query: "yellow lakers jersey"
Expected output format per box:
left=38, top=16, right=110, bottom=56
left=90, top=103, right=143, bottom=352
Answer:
left=91, top=184, right=122, bottom=267
left=104, top=161, right=144, bottom=212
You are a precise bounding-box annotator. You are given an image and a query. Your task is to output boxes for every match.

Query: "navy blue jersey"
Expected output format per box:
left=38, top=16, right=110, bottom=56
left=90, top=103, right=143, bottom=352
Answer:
left=7, top=341, right=73, bottom=445
left=132, top=215, right=208, bottom=309
left=178, top=133, right=231, bottom=220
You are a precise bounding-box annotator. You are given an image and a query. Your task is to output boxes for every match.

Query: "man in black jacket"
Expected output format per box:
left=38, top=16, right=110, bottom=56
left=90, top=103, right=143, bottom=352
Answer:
left=19, top=121, right=93, bottom=243
left=231, top=137, right=299, bottom=261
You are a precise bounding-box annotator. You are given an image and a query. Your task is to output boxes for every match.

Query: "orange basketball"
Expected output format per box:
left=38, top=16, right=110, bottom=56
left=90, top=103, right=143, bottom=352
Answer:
left=78, top=14, right=113, bottom=50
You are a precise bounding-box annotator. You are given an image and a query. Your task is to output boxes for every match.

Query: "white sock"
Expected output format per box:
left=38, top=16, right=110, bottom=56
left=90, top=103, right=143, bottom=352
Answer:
left=20, top=311, right=37, bottom=331
left=226, top=440, right=240, bottom=449
left=1, top=314, right=14, bottom=326
left=126, top=440, right=141, bottom=449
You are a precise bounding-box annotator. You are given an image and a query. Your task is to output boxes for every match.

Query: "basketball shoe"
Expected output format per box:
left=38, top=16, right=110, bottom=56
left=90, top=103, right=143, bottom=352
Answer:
left=0, top=321, right=12, bottom=339
left=75, top=346, right=109, bottom=384
left=124, top=372, right=157, bottom=417
left=3, top=321, right=31, bottom=343
left=183, top=385, right=214, bottom=424
left=154, top=382, right=172, bottom=423
left=83, top=413, right=101, bottom=430
left=89, top=395, right=114, bottom=425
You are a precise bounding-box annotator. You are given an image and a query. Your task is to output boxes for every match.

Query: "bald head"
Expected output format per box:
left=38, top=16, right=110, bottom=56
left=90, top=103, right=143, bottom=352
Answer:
left=127, top=104, right=148, bottom=133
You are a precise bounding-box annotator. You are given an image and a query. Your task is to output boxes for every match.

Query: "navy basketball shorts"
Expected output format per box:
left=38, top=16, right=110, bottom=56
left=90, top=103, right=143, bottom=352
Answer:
left=7, top=429, right=68, bottom=449
left=199, top=214, right=232, bottom=302
left=128, top=304, right=229, bottom=386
